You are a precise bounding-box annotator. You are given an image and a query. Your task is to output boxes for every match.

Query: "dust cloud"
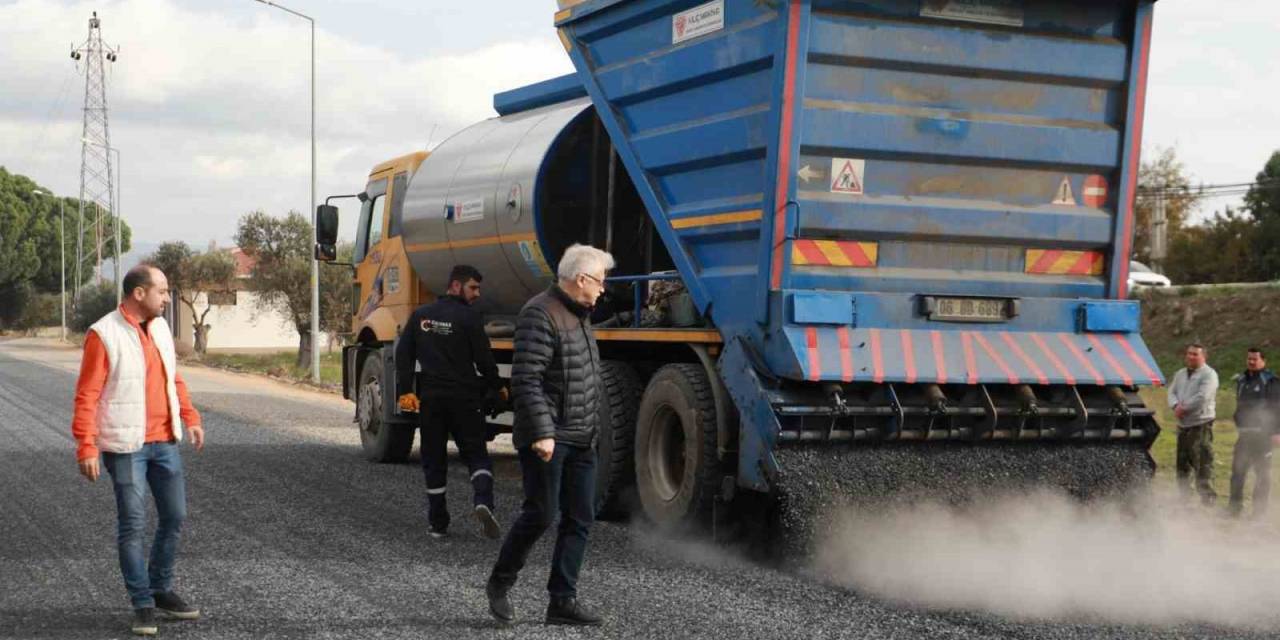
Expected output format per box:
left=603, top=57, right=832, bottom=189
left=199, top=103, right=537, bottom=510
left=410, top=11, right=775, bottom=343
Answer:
left=813, top=489, right=1280, bottom=628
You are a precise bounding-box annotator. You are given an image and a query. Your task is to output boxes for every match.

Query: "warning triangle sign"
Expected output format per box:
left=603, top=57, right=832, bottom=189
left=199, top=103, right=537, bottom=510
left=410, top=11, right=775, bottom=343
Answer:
left=830, top=158, right=865, bottom=194
left=1052, top=176, right=1076, bottom=205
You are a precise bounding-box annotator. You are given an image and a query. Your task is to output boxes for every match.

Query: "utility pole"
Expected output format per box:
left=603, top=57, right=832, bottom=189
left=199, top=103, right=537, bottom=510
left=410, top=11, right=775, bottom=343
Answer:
left=1150, top=191, right=1167, bottom=274
left=71, top=11, right=119, bottom=302
left=250, top=0, right=319, bottom=383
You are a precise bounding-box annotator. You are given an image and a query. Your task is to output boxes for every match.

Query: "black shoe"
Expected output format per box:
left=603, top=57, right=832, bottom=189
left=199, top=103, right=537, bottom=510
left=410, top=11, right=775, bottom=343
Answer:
left=428, top=527, right=448, bottom=539
left=154, top=591, right=201, bottom=620
left=486, top=579, right=515, bottom=625
left=474, top=504, right=501, bottom=540
left=546, top=597, right=602, bottom=626
left=131, top=608, right=158, bottom=636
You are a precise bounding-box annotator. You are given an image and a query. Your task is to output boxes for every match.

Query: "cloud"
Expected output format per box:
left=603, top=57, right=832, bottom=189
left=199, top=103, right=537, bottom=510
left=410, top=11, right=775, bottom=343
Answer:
left=0, top=0, right=572, bottom=245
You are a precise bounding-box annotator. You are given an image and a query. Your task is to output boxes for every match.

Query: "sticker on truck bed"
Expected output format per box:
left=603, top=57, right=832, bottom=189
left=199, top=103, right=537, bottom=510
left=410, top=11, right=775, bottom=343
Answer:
left=830, top=158, right=865, bottom=195
left=673, top=0, right=724, bottom=45
left=920, top=0, right=1025, bottom=28
left=1052, top=176, right=1076, bottom=205
left=1083, top=175, right=1108, bottom=208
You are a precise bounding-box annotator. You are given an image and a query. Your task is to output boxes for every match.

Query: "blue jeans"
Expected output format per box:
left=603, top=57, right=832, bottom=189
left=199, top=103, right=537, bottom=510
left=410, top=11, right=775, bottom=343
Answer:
left=491, top=443, right=595, bottom=598
left=102, top=442, right=188, bottom=609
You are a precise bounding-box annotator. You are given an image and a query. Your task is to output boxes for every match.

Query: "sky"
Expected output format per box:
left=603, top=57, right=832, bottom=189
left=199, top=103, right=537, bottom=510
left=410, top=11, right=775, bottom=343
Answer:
left=1, top=0, right=1277, bottom=253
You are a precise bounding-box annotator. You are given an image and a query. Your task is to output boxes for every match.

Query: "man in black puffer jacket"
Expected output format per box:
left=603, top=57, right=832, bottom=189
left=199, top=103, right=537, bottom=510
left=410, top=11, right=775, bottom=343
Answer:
left=486, top=243, right=614, bottom=628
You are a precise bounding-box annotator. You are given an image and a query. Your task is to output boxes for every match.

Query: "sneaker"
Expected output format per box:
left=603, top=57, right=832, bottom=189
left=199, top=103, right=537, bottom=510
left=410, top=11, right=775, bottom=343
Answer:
left=474, top=504, right=501, bottom=540
left=486, top=578, right=515, bottom=625
left=546, top=597, right=602, bottom=626
left=154, top=591, right=201, bottom=620
left=131, top=608, right=158, bottom=636
left=428, top=527, right=448, bottom=539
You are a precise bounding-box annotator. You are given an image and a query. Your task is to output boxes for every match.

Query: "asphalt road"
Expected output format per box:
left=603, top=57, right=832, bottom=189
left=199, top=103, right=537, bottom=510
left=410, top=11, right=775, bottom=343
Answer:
left=0, top=337, right=1270, bottom=639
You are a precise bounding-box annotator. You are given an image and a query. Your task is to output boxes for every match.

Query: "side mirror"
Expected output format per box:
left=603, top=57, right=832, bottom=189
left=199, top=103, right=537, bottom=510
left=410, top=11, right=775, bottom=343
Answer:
left=315, top=204, right=339, bottom=262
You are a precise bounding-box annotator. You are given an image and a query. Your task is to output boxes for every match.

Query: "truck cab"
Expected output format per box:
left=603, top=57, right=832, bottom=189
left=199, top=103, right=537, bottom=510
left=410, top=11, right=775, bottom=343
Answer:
left=322, top=151, right=430, bottom=463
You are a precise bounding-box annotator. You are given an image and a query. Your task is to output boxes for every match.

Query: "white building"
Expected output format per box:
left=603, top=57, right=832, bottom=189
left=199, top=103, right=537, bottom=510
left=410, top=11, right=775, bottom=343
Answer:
left=173, top=248, right=337, bottom=354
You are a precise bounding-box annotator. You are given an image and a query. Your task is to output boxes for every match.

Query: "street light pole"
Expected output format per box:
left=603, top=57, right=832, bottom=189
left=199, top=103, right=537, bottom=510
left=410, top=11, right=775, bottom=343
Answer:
left=82, top=137, right=122, bottom=303
left=32, top=190, right=67, bottom=342
left=252, top=0, right=319, bottom=383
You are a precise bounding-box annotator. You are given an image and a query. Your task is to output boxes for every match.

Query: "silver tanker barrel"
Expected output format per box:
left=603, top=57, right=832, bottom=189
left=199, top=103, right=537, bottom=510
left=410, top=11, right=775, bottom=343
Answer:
left=400, top=99, right=597, bottom=316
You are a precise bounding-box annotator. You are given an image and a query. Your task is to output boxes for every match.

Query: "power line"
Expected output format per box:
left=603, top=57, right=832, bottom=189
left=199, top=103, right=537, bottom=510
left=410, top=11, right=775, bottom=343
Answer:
left=1138, top=177, right=1280, bottom=197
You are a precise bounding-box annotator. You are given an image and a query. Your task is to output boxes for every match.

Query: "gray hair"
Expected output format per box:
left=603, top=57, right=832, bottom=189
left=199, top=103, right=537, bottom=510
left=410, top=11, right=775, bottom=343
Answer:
left=557, top=243, right=616, bottom=282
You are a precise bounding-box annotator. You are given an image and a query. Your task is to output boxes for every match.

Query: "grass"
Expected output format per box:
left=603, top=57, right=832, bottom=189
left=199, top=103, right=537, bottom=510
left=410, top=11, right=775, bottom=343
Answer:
left=1136, top=287, right=1280, bottom=511
left=197, top=350, right=344, bottom=388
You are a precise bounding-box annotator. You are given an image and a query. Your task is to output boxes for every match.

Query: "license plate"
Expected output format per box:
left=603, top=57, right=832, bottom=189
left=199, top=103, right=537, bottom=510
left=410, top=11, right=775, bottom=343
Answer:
left=933, top=297, right=1007, bottom=322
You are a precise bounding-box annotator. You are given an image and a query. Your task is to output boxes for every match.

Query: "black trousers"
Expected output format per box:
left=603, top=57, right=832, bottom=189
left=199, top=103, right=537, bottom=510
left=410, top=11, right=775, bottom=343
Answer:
left=419, top=396, right=494, bottom=532
left=491, top=443, right=596, bottom=598
left=1229, top=430, right=1273, bottom=516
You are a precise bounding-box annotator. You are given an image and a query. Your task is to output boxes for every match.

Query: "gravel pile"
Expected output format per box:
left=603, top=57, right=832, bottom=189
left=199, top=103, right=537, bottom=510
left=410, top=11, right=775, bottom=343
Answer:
left=772, top=443, right=1153, bottom=556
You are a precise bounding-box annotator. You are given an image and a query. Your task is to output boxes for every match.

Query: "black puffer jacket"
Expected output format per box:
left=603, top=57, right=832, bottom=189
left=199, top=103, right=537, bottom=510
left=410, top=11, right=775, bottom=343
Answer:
left=511, top=286, right=601, bottom=449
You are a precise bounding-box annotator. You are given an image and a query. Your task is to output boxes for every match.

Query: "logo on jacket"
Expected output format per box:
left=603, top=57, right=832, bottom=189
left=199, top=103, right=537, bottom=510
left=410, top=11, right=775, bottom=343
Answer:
left=421, top=318, right=453, bottom=336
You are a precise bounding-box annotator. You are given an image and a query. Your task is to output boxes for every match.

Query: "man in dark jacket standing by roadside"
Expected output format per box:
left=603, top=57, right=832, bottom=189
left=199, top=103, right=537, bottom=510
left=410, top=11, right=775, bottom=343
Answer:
left=1229, top=347, right=1280, bottom=518
left=396, top=265, right=507, bottom=539
left=486, top=243, right=615, bottom=627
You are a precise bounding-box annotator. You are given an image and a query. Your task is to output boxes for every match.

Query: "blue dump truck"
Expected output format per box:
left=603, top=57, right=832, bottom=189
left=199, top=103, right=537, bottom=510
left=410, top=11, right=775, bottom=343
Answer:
left=317, top=0, right=1163, bottom=532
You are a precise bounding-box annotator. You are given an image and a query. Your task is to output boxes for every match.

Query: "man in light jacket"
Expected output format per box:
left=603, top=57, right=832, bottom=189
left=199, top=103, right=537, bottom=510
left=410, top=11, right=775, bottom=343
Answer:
left=72, top=264, right=204, bottom=636
left=1167, top=343, right=1219, bottom=505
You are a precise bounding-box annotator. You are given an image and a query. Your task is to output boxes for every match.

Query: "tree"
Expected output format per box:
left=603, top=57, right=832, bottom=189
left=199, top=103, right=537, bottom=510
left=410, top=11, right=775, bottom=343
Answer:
left=1245, top=151, right=1280, bottom=280
left=146, top=241, right=237, bottom=354
left=70, top=281, right=118, bottom=333
left=234, top=210, right=316, bottom=368
left=320, top=242, right=355, bottom=353
left=1133, top=147, right=1198, bottom=266
left=0, top=167, right=132, bottom=328
left=1164, top=207, right=1259, bottom=285
left=0, top=169, right=42, bottom=292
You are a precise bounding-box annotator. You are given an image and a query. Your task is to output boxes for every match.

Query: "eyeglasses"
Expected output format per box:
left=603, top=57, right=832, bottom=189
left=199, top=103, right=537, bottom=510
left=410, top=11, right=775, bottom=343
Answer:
left=580, top=273, right=604, bottom=287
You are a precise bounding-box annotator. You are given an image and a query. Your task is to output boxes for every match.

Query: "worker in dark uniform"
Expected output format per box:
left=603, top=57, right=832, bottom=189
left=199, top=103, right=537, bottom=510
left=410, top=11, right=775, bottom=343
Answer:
left=1229, top=347, right=1280, bottom=519
left=396, top=265, right=508, bottom=539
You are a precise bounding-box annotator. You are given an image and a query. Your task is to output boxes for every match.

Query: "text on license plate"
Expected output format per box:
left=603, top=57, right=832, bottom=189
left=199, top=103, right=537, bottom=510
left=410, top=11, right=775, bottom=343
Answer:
left=934, top=297, right=1006, bottom=322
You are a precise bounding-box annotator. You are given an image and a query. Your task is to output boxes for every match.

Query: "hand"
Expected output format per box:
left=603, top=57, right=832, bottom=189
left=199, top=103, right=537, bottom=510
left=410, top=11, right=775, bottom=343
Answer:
left=532, top=438, right=555, bottom=462
left=1272, top=434, right=1280, bottom=447
left=398, top=393, right=420, bottom=413
left=189, top=425, right=205, bottom=452
left=499, top=386, right=510, bottom=403
left=78, top=457, right=100, bottom=482
left=1174, top=406, right=1186, bottom=419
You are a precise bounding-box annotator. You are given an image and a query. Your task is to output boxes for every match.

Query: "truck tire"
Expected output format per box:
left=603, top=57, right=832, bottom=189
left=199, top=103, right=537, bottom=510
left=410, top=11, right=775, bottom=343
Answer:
left=594, top=360, right=642, bottom=519
left=356, top=349, right=414, bottom=463
left=634, top=363, right=719, bottom=529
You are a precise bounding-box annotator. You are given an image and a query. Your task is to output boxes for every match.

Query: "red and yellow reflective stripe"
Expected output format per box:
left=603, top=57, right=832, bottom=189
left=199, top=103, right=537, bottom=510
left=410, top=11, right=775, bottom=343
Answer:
left=1024, top=249, right=1104, bottom=275
left=792, top=240, right=878, bottom=267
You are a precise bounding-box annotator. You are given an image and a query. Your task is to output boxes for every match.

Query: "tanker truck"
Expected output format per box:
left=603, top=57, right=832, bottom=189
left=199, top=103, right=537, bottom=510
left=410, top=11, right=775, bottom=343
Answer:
left=315, top=0, right=1164, bottom=529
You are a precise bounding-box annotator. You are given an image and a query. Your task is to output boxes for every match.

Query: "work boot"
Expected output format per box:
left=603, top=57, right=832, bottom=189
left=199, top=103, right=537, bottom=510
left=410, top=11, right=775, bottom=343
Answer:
left=154, top=591, right=201, bottom=620
left=131, top=608, right=158, bottom=636
left=486, top=578, right=515, bottom=625
left=474, top=504, right=501, bottom=540
left=546, top=597, right=602, bottom=626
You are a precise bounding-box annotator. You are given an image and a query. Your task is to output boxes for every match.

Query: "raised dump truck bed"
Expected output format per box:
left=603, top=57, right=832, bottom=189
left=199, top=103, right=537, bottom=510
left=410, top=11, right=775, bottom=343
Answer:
left=553, top=0, right=1162, bottom=495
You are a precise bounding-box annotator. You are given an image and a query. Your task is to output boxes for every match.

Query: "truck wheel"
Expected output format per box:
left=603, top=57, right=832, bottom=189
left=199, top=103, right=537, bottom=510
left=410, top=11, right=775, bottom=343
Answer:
left=594, top=360, right=642, bottom=519
left=634, top=363, right=719, bottom=529
left=356, top=349, right=414, bottom=463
